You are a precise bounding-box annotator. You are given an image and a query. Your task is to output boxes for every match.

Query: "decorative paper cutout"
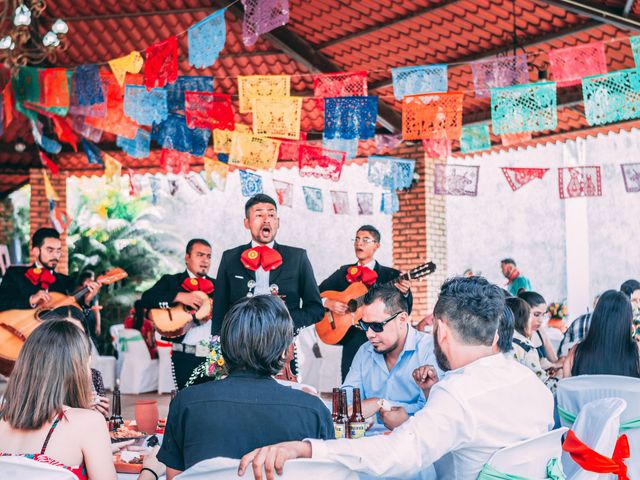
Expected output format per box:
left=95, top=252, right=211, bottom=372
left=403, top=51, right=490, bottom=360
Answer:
left=160, top=148, right=192, bottom=175
left=501, top=131, right=532, bottom=147
left=471, top=54, right=529, bottom=98
left=71, top=115, right=103, bottom=142
left=238, top=75, right=290, bottom=113
left=549, top=42, right=607, bottom=88
left=229, top=131, right=281, bottom=170
left=167, top=76, right=214, bottom=113
left=356, top=192, right=373, bottom=215
left=402, top=92, right=464, bottom=140
left=434, top=164, right=479, bottom=196
left=392, top=64, right=448, bottom=100
left=128, top=168, right=141, bottom=196
left=69, top=75, right=106, bottom=119
left=116, top=129, right=151, bottom=158
left=75, top=65, right=104, bottom=106
left=298, top=144, right=346, bottom=182
left=14, top=66, right=40, bottom=104
left=239, top=170, right=263, bottom=197
left=302, top=186, right=323, bottom=212
left=324, top=96, right=378, bottom=140
left=501, top=167, right=549, bottom=191
left=252, top=96, right=302, bottom=139
left=167, top=178, right=179, bottom=196
left=273, top=179, right=293, bottom=207
left=241, top=0, right=289, bottom=47
left=423, top=138, right=452, bottom=159
left=152, top=114, right=211, bottom=156
left=108, top=51, right=144, bottom=87
left=313, top=71, right=368, bottom=99
left=380, top=190, right=400, bottom=214
left=39, top=68, right=70, bottom=114
left=85, top=72, right=138, bottom=139
left=185, top=92, right=234, bottom=130
left=39, top=151, right=59, bottom=175
left=582, top=69, right=640, bottom=126
left=278, top=131, right=307, bottom=161
left=323, top=137, right=358, bottom=159
left=330, top=190, right=350, bottom=214
left=214, top=124, right=250, bottom=153
left=185, top=172, right=208, bottom=195
left=368, top=156, right=415, bottom=190
left=81, top=138, right=103, bottom=165
left=558, top=166, right=602, bottom=199
left=631, top=36, right=640, bottom=68
left=103, top=153, right=122, bottom=180
left=621, top=163, right=640, bottom=193
left=149, top=176, right=161, bottom=203
left=490, top=82, right=557, bottom=135
left=144, top=36, right=178, bottom=90
left=42, top=170, right=59, bottom=200
left=375, top=134, right=403, bottom=154
left=188, top=9, right=226, bottom=68
left=460, top=124, right=491, bottom=153
left=203, top=157, right=229, bottom=191
left=31, top=120, right=61, bottom=154
left=124, top=85, right=168, bottom=125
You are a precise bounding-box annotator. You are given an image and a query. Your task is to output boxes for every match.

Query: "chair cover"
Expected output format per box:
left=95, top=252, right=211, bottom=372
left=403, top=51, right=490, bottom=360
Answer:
left=89, top=347, right=116, bottom=391
left=110, top=323, right=125, bottom=377
left=296, top=325, right=342, bottom=392
left=155, top=333, right=175, bottom=394
left=561, top=397, right=627, bottom=480
left=557, top=375, right=640, bottom=478
left=118, top=328, right=159, bottom=394
left=0, top=455, right=77, bottom=479
left=275, top=378, right=320, bottom=397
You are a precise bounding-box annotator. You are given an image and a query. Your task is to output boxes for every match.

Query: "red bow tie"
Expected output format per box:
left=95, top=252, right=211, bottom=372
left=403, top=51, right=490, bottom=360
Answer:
left=563, top=430, right=630, bottom=480
left=346, top=265, right=378, bottom=286
left=25, top=267, right=56, bottom=290
left=241, top=245, right=283, bottom=272
left=181, top=277, right=214, bottom=294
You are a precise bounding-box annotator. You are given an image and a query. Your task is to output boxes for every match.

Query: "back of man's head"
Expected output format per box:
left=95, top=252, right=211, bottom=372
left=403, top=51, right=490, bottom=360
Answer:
left=363, top=284, right=408, bottom=314
left=221, top=295, right=293, bottom=376
left=433, top=276, right=504, bottom=346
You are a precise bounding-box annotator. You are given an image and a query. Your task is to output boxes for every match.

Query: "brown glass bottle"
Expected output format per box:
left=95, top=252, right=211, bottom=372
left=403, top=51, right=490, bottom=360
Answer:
left=109, top=384, right=124, bottom=432
left=349, top=388, right=367, bottom=439
left=339, top=389, right=350, bottom=439
left=332, top=388, right=345, bottom=439
left=331, top=387, right=341, bottom=422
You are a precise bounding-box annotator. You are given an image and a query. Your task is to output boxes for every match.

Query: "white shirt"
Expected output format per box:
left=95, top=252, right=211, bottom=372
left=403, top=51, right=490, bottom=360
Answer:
left=308, top=353, right=554, bottom=480
left=251, top=240, right=275, bottom=296
left=182, top=269, right=213, bottom=346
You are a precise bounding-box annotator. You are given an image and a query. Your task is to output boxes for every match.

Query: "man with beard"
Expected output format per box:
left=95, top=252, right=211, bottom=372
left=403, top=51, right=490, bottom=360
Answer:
left=212, top=194, right=323, bottom=336
left=341, top=285, right=439, bottom=431
left=238, top=276, right=554, bottom=480
left=141, top=239, right=215, bottom=390
left=320, top=225, right=412, bottom=382
left=0, top=228, right=99, bottom=312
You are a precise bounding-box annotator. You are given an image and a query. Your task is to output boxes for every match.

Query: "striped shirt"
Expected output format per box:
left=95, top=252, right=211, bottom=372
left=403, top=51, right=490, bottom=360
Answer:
left=557, top=313, right=592, bottom=357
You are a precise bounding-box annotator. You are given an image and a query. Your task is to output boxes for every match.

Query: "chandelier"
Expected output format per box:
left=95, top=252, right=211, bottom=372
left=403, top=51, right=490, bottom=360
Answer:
left=0, top=1, right=68, bottom=73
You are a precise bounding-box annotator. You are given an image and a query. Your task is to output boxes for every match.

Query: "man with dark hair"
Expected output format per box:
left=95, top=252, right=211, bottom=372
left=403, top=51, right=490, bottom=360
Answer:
left=239, top=276, right=554, bottom=480
left=158, top=295, right=333, bottom=479
left=319, top=224, right=412, bottom=381
left=141, top=238, right=215, bottom=390
left=342, top=285, right=439, bottom=430
left=0, top=227, right=100, bottom=312
left=500, top=258, right=532, bottom=296
left=212, top=194, right=323, bottom=336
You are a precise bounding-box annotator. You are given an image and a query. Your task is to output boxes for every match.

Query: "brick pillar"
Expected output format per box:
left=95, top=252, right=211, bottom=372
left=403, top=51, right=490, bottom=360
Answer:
left=424, top=156, right=448, bottom=311
left=29, top=169, right=69, bottom=274
left=0, top=198, right=14, bottom=245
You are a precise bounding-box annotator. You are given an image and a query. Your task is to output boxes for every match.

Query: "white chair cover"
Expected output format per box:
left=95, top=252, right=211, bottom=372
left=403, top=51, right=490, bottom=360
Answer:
left=561, top=397, right=627, bottom=480
left=0, top=455, right=77, bottom=479
left=557, top=375, right=640, bottom=478
left=89, top=351, right=116, bottom=391
left=275, top=378, right=320, bottom=397
left=110, top=323, right=125, bottom=377
left=175, top=457, right=360, bottom=480
left=481, top=428, right=568, bottom=478
left=296, top=326, right=342, bottom=393
left=118, top=328, right=158, bottom=394
left=155, top=333, right=175, bottom=394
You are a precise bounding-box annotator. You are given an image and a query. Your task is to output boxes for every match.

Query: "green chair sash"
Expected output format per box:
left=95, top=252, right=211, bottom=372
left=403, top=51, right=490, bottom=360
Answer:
left=118, top=334, right=143, bottom=352
left=477, top=457, right=565, bottom=480
left=558, top=406, right=640, bottom=432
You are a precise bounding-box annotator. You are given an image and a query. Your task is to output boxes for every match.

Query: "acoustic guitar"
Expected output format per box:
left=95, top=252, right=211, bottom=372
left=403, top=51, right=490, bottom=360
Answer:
left=148, top=291, right=213, bottom=338
left=0, top=267, right=128, bottom=376
left=316, top=261, right=437, bottom=345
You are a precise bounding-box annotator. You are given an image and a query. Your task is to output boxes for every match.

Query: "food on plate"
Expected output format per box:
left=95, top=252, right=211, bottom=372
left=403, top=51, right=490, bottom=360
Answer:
left=110, top=425, right=145, bottom=442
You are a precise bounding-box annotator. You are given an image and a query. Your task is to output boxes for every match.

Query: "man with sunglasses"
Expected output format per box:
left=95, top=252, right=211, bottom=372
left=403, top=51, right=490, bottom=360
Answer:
left=341, top=285, right=440, bottom=431
left=319, top=225, right=412, bottom=381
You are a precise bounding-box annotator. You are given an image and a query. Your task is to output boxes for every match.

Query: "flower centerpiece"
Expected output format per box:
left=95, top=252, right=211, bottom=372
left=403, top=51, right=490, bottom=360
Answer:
left=184, top=335, right=227, bottom=388
left=546, top=301, right=568, bottom=333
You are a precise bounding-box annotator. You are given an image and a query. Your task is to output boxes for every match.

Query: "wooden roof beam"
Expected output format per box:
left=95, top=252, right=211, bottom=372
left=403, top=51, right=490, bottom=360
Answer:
left=538, top=0, right=640, bottom=31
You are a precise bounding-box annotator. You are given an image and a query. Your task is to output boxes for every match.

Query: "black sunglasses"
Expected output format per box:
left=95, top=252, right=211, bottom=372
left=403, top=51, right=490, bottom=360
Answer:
left=357, top=311, right=404, bottom=333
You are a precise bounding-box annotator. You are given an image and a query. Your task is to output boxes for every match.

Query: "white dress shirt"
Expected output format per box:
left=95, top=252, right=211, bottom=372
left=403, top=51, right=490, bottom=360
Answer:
left=308, top=353, right=554, bottom=480
left=251, top=240, right=275, bottom=296
left=182, top=269, right=213, bottom=346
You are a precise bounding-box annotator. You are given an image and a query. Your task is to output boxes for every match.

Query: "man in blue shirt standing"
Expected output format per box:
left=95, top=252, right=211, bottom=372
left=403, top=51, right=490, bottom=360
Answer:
left=343, top=285, right=441, bottom=430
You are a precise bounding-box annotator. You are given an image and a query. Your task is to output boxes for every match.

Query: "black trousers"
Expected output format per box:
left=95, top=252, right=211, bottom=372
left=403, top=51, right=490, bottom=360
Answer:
left=339, top=326, right=368, bottom=382
left=171, top=350, right=211, bottom=390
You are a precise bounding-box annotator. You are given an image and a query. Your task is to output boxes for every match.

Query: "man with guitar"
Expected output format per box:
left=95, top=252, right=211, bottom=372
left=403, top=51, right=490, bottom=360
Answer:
left=318, top=225, right=412, bottom=381
left=141, top=239, right=215, bottom=390
left=0, top=228, right=100, bottom=312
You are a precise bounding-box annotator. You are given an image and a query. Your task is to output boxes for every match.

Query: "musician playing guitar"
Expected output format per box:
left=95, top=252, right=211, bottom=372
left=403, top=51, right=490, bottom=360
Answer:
left=0, top=228, right=100, bottom=313
left=140, top=238, right=215, bottom=390
left=319, top=225, right=412, bottom=382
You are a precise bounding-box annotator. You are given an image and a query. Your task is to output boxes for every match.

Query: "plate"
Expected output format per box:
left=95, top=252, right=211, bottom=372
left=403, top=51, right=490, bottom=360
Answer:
left=113, top=453, right=144, bottom=474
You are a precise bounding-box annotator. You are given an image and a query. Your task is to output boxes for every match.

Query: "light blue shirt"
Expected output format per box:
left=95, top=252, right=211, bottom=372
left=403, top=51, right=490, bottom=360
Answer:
left=342, top=325, right=443, bottom=416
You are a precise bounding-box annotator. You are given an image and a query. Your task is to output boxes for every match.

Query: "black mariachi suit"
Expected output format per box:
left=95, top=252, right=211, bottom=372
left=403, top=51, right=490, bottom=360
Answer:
left=212, top=242, right=324, bottom=335
left=318, top=261, right=413, bottom=382
left=0, top=265, right=76, bottom=311
left=140, top=270, right=215, bottom=390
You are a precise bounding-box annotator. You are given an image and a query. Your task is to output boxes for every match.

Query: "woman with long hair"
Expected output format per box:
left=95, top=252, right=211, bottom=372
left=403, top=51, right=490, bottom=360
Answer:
left=564, top=290, right=640, bottom=378
left=518, top=291, right=561, bottom=369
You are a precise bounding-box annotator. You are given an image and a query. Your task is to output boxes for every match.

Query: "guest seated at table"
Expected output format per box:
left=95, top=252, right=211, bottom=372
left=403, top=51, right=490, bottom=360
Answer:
left=563, top=289, right=640, bottom=378
left=123, top=300, right=158, bottom=359
left=239, top=276, right=554, bottom=480
left=342, top=285, right=441, bottom=430
left=518, top=291, right=562, bottom=370
left=158, top=294, right=334, bottom=479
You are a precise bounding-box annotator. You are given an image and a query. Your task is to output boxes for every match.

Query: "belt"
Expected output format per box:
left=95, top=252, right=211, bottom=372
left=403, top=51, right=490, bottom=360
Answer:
left=172, top=343, right=196, bottom=354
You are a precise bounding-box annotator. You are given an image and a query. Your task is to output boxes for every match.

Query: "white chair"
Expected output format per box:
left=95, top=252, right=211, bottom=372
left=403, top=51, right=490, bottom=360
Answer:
left=89, top=341, right=116, bottom=391
left=118, top=328, right=159, bottom=394
left=0, top=455, right=77, bottom=479
left=479, top=428, right=568, bottom=478
left=296, top=326, right=342, bottom=393
left=557, top=375, right=640, bottom=478
left=110, top=323, right=125, bottom=377
left=275, top=378, right=320, bottom=397
left=561, top=397, right=627, bottom=480
left=155, top=333, right=175, bottom=394
left=175, top=457, right=359, bottom=480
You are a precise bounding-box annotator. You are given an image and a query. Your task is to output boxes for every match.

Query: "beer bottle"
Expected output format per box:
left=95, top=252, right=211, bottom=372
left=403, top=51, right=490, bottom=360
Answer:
left=339, top=389, right=350, bottom=439
left=331, top=388, right=340, bottom=422
left=109, top=383, right=124, bottom=432
left=349, top=388, right=367, bottom=439
left=332, top=388, right=345, bottom=439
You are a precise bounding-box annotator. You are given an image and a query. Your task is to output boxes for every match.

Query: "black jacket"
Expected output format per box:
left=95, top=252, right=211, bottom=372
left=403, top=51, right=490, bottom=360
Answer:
left=0, top=265, right=75, bottom=311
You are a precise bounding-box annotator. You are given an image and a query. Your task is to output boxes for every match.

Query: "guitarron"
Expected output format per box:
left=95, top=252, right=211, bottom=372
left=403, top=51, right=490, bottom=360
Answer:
left=148, top=291, right=213, bottom=338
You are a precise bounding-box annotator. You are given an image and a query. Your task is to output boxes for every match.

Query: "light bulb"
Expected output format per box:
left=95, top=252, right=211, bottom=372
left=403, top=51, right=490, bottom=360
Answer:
left=14, top=141, right=26, bottom=153
left=0, top=36, right=13, bottom=50
left=42, top=31, right=59, bottom=47
left=51, top=19, right=68, bottom=34
left=13, top=4, right=31, bottom=26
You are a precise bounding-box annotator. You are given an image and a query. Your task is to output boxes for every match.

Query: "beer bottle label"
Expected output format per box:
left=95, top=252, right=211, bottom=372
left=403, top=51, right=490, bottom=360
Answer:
left=333, top=422, right=345, bottom=439
left=349, top=422, right=367, bottom=439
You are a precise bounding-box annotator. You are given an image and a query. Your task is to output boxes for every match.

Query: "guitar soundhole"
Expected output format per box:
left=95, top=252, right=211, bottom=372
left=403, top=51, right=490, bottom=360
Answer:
left=347, top=300, right=358, bottom=313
